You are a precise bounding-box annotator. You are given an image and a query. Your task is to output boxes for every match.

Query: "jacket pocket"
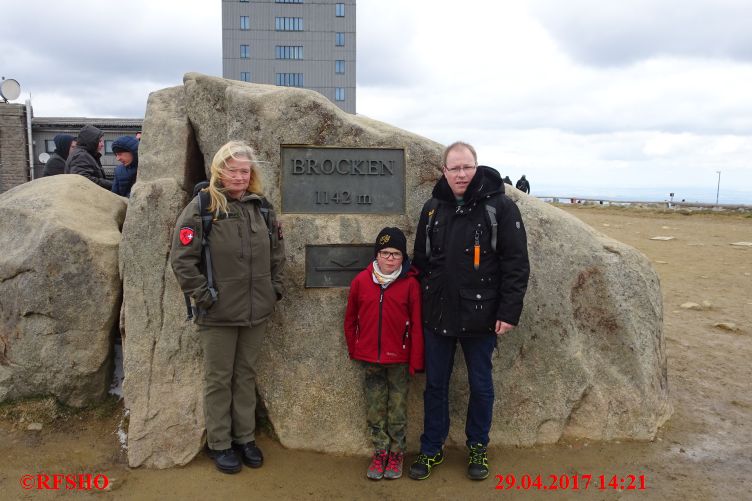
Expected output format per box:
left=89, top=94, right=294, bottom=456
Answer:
left=204, top=278, right=248, bottom=323
left=251, top=272, right=276, bottom=322
left=458, top=288, right=499, bottom=333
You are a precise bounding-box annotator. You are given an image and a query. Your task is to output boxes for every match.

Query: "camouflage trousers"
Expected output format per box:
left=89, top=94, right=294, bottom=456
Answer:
left=361, top=362, right=409, bottom=452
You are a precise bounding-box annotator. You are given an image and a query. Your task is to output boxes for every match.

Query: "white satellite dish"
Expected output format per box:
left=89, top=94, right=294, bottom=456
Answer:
left=39, top=152, right=50, bottom=164
left=0, top=78, right=21, bottom=102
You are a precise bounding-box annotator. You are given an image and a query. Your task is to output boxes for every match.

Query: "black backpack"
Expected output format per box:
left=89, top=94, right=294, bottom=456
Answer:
left=183, top=181, right=274, bottom=321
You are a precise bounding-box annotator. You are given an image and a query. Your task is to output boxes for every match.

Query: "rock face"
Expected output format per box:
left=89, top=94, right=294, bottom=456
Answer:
left=0, top=175, right=126, bottom=407
left=122, top=73, right=671, bottom=468
left=120, top=86, right=207, bottom=469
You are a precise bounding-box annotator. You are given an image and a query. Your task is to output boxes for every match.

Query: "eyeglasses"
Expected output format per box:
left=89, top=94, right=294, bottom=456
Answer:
left=444, top=165, right=477, bottom=175
left=377, top=250, right=403, bottom=259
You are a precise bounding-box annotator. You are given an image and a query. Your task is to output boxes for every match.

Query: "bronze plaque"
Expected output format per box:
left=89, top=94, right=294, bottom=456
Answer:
left=281, top=146, right=405, bottom=214
left=305, top=244, right=373, bottom=288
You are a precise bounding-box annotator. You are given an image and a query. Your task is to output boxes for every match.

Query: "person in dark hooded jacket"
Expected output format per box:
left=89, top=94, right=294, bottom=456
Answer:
left=111, top=136, right=139, bottom=197
left=65, top=125, right=112, bottom=190
left=409, top=141, right=529, bottom=482
left=515, top=175, right=530, bottom=194
left=43, top=134, right=76, bottom=177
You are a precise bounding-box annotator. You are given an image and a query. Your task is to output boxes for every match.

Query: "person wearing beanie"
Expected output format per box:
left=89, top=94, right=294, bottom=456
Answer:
left=43, top=134, right=76, bottom=177
left=65, top=124, right=112, bottom=190
left=344, top=227, right=424, bottom=481
left=111, top=136, right=139, bottom=197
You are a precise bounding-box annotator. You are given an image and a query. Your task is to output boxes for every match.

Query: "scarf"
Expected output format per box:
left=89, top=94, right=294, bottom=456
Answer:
left=371, top=260, right=402, bottom=288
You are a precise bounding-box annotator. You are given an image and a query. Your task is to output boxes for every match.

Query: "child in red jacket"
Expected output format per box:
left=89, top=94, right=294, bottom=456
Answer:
left=344, top=227, right=424, bottom=480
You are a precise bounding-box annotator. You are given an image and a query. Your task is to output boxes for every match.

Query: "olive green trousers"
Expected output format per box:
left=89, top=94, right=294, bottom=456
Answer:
left=199, top=322, right=266, bottom=450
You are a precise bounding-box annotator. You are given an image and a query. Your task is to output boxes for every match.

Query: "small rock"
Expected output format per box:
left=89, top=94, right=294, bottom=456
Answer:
left=680, top=448, right=686, bottom=453
left=680, top=302, right=702, bottom=310
left=713, top=322, right=738, bottom=332
left=702, top=300, right=713, bottom=309
left=730, top=242, right=752, bottom=247
left=655, top=260, right=668, bottom=264
left=650, top=236, right=675, bottom=241
left=602, top=223, right=610, bottom=227
left=27, top=423, right=43, bottom=431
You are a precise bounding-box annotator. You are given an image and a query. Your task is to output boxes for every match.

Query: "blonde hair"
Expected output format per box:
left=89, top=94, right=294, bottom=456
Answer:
left=205, top=140, right=263, bottom=215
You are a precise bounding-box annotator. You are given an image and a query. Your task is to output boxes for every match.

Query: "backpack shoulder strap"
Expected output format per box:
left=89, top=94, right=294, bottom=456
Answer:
left=424, top=198, right=440, bottom=258
left=196, top=190, right=217, bottom=303
left=484, top=196, right=498, bottom=253
left=183, top=189, right=215, bottom=322
left=197, top=190, right=213, bottom=236
left=258, top=196, right=272, bottom=230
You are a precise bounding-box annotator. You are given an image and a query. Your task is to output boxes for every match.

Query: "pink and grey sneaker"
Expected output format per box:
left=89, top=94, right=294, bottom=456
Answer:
left=383, top=451, right=404, bottom=479
left=366, top=450, right=388, bottom=480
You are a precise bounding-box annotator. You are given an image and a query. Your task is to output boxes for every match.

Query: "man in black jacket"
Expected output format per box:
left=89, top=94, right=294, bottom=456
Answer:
left=515, top=174, right=530, bottom=194
left=409, top=141, right=530, bottom=481
left=65, top=125, right=112, bottom=190
left=43, top=134, right=76, bottom=177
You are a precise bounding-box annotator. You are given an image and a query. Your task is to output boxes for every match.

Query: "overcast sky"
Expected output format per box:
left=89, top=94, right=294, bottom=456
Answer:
left=1, top=0, right=751, bottom=202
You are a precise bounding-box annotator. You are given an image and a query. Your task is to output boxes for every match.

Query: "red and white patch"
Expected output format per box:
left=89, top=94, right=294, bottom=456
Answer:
left=277, top=222, right=284, bottom=240
left=179, top=227, right=195, bottom=246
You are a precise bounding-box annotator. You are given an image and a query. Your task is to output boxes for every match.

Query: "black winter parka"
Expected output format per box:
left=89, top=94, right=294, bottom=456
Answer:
left=413, top=166, right=530, bottom=337
left=65, top=125, right=113, bottom=190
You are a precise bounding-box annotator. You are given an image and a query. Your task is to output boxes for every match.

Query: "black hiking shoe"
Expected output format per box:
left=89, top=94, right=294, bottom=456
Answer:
left=408, top=449, right=444, bottom=480
left=233, top=441, right=264, bottom=468
left=207, top=447, right=242, bottom=474
left=467, top=443, right=489, bottom=480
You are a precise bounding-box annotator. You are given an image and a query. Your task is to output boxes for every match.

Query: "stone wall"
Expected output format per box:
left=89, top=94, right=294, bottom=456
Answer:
left=0, top=104, right=29, bottom=194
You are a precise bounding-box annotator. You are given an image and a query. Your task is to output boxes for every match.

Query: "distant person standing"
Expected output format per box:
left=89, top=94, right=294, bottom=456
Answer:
left=502, top=175, right=513, bottom=186
left=111, top=136, right=139, bottom=197
left=515, top=175, right=530, bottom=194
left=43, top=134, right=76, bottom=177
left=65, top=125, right=113, bottom=190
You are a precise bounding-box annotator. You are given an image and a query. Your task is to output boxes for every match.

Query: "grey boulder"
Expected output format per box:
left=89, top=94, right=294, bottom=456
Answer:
left=0, top=175, right=125, bottom=407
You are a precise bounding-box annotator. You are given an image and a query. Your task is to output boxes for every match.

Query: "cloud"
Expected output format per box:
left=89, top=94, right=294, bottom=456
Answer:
left=0, top=0, right=220, bottom=117
left=1, top=0, right=750, bottom=200
left=529, top=0, right=752, bottom=66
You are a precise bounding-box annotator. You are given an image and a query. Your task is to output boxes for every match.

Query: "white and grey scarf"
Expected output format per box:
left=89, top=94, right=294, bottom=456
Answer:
left=371, top=260, right=402, bottom=288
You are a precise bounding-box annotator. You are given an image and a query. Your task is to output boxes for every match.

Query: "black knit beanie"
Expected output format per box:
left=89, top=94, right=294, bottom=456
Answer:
left=374, top=227, right=407, bottom=258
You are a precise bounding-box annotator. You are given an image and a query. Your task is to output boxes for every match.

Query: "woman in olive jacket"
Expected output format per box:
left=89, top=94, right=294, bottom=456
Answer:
left=171, top=140, right=285, bottom=474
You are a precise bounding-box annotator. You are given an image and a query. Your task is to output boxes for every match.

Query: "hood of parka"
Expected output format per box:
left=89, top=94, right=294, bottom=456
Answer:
left=76, top=125, right=104, bottom=156
left=431, top=165, right=505, bottom=204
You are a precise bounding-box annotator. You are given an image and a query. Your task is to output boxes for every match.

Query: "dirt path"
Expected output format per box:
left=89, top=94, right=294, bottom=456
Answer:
left=1, top=206, right=750, bottom=500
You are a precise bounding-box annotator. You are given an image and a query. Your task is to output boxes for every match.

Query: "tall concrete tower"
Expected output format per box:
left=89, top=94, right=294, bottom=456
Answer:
left=222, top=0, right=356, bottom=113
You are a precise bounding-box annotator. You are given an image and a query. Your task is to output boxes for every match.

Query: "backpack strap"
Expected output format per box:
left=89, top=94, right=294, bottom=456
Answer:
left=197, top=190, right=218, bottom=304
left=424, top=198, right=440, bottom=259
left=184, top=190, right=217, bottom=322
left=484, top=198, right=498, bottom=253
left=258, top=197, right=273, bottom=241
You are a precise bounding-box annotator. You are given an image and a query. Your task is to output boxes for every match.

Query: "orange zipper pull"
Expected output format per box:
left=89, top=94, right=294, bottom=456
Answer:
left=473, top=230, right=480, bottom=270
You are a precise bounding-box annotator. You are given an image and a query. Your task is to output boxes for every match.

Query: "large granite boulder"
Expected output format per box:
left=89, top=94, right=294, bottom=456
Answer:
left=0, top=175, right=126, bottom=407
left=122, top=73, right=670, bottom=468
left=120, top=87, right=207, bottom=468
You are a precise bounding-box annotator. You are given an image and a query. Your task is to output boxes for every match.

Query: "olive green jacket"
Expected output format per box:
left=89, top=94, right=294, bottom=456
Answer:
left=170, top=192, right=286, bottom=326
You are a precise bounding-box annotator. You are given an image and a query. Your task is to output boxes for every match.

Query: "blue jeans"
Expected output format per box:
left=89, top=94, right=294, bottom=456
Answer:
left=419, top=329, right=496, bottom=455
